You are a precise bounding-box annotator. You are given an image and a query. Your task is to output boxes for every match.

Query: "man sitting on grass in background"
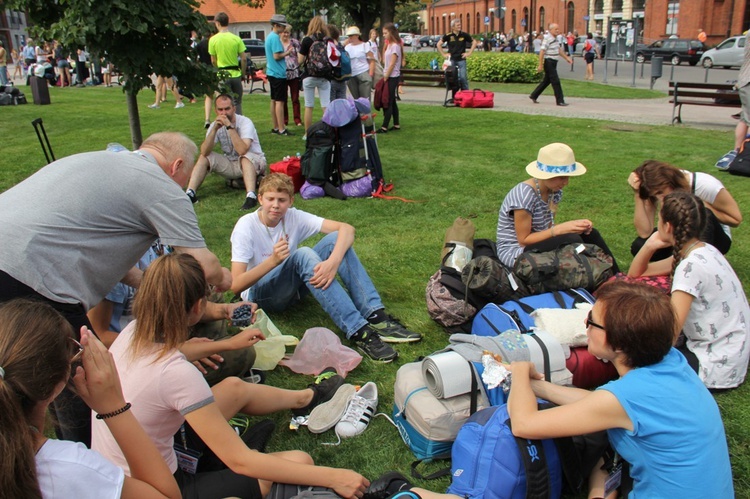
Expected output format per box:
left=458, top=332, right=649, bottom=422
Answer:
left=186, top=93, right=266, bottom=210
left=230, top=173, right=421, bottom=362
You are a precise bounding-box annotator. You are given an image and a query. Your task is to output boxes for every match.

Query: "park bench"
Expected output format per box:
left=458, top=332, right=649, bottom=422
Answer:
left=245, top=60, right=268, bottom=94
left=668, top=81, right=740, bottom=124
left=400, top=68, right=446, bottom=88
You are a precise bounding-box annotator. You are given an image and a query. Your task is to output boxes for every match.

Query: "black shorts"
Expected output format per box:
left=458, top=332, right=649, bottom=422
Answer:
left=174, top=467, right=262, bottom=499
left=584, top=52, right=595, bottom=64
left=268, top=76, right=288, bottom=102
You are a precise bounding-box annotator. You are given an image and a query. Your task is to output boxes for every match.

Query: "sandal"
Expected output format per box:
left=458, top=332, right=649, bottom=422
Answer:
left=377, top=127, right=388, bottom=134
left=389, top=126, right=401, bottom=131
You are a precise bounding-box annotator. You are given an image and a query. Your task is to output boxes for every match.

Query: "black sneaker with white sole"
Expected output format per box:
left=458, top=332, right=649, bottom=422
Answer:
left=369, top=315, right=422, bottom=343
left=291, top=367, right=345, bottom=418
left=351, top=327, right=398, bottom=362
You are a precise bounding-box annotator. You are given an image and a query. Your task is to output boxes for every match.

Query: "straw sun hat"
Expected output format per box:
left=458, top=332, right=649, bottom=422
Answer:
left=525, top=143, right=587, bottom=180
left=345, top=26, right=362, bottom=37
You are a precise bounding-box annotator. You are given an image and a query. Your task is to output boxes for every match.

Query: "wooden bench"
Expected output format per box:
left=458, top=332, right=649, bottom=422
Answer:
left=400, top=68, right=446, bottom=87
left=668, top=81, right=740, bottom=124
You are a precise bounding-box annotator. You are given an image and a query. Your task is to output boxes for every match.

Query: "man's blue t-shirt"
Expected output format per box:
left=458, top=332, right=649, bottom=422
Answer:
left=598, top=349, right=734, bottom=497
left=264, top=31, right=286, bottom=78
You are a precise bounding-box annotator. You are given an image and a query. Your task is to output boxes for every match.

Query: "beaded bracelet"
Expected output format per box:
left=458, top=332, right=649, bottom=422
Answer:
left=95, top=402, right=132, bottom=420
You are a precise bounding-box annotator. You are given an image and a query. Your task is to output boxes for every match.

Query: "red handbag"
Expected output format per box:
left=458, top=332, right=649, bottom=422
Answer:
left=269, top=156, right=304, bottom=192
left=454, top=89, right=495, bottom=108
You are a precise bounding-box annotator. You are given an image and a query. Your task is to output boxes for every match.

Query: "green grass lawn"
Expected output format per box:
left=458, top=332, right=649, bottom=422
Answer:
left=1, top=84, right=747, bottom=497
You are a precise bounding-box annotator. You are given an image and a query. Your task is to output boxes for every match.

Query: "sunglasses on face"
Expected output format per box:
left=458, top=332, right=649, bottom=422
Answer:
left=585, top=311, right=605, bottom=331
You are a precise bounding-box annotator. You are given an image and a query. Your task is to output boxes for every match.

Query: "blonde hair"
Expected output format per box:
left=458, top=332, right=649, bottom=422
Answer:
left=132, top=253, right=207, bottom=360
left=307, top=16, right=327, bottom=36
left=259, top=173, right=295, bottom=198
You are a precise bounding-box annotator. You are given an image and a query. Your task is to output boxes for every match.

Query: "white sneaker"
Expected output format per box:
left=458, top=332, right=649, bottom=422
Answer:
left=147, top=103, right=160, bottom=109
left=175, top=101, right=185, bottom=109
left=335, top=382, right=378, bottom=438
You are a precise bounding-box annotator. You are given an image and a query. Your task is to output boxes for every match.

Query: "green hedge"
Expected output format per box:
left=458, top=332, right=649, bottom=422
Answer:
left=403, top=52, right=542, bottom=83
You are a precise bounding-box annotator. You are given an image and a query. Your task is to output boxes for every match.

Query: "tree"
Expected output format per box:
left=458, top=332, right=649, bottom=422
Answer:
left=394, top=0, right=423, bottom=34
left=9, top=0, right=264, bottom=148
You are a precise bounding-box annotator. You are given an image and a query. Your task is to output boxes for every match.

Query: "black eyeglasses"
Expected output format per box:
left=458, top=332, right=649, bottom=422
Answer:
left=585, top=311, right=605, bottom=331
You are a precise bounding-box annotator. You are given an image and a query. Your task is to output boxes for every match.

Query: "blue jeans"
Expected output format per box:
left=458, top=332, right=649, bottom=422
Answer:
left=455, top=59, right=468, bottom=90
left=247, top=232, right=383, bottom=338
left=0, top=66, right=8, bottom=85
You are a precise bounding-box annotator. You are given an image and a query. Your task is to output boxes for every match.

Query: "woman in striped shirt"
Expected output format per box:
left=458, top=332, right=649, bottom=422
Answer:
left=495, top=143, right=619, bottom=272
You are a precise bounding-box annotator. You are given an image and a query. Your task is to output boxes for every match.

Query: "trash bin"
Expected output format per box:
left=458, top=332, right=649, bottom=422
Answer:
left=651, top=57, right=663, bottom=80
left=30, top=76, right=51, bottom=105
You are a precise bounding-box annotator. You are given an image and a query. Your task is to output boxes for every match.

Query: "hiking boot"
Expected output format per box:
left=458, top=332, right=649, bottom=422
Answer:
left=307, top=383, right=356, bottom=434
left=716, top=149, right=737, bottom=170
left=370, top=316, right=422, bottom=344
left=335, top=382, right=378, bottom=438
left=186, top=189, right=198, bottom=204
left=364, top=471, right=413, bottom=499
left=351, top=327, right=398, bottom=362
left=241, top=196, right=258, bottom=210
left=292, top=367, right=345, bottom=418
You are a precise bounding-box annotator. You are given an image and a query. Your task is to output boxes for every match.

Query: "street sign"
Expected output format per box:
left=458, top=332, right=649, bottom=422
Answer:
left=485, top=16, right=490, bottom=25
left=521, top=18, right=527, bottom=27
left=583, top=15, right=590, bottom=20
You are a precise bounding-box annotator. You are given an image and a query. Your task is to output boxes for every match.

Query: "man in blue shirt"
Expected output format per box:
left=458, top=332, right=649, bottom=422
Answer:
left=265, top=14, right=293, bottom=136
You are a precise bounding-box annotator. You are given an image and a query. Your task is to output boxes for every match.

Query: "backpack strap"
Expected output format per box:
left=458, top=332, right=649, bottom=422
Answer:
left=506, top=418, right=551, bottom=499
left=525, top=332, right=551, bottom=382
left=409, top=452, right=452, bottom=480
left=691, top=171, right=696, bottom=194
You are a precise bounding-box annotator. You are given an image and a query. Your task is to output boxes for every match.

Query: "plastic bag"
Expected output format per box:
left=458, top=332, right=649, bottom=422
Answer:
left=251, top=310, right=299, bottom=371
left=279, top=327, right=362, bottom=377
left=300, top=181, right=326, bottom=200
left=340, top=175, right=373, bottom=198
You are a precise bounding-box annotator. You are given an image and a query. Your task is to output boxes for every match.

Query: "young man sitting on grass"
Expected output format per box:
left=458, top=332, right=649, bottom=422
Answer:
left=230, top=173, right=421, bottom=362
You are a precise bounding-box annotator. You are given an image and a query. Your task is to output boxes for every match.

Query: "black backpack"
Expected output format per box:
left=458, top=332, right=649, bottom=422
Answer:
left=301, top=121, right=346, bottom=199
left=728, top=136, right=750, bottom=177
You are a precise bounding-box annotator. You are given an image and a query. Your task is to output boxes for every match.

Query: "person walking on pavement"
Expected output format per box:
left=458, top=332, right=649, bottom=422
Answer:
left=529, top=23, right=572, bottom=107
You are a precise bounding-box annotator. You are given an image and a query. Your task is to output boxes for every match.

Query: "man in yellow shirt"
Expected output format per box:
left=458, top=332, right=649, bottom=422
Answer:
left=209, top=12, right=247, bottom=115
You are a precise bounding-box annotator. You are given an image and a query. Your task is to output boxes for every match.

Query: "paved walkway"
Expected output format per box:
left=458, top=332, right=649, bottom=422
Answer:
left=397, top=62, right=739, bottom=131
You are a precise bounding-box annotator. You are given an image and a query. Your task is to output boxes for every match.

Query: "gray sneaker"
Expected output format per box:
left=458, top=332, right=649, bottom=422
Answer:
left=370, top=316, right=422, bottom=344
left=307, top=384, right=356, bottom=434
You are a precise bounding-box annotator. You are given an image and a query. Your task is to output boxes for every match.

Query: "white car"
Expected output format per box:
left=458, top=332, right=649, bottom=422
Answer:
left=399, top=33, right=414, bottom=46
left=700, top=35, right=746, bottom=69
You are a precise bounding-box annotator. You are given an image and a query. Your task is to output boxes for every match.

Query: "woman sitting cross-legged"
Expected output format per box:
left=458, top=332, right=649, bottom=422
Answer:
left=366, top=280, right=734, bottom=498
left=0, top=299, right=181, bottom=499
left=91, top=253, right=369, bottom=499
left=628, top=191, right=750, bottom=390
left=495, top=142, right=619, bottom=273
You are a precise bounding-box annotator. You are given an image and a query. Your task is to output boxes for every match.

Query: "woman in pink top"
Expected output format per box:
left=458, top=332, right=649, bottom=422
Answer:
left=92, top=253, right=369, bottom=499
left=379, top=23, right=403, bottom=133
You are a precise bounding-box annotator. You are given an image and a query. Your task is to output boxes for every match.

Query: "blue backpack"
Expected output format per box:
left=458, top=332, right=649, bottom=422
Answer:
left=334, top=44, right=352, bottom=81
left=447, top=403, right=584, bottom=499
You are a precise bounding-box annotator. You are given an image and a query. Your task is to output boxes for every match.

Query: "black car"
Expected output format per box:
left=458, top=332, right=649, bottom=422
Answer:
left=635, top=38, right=704, bottom=66
left=243, top=38, right=266, bottom=58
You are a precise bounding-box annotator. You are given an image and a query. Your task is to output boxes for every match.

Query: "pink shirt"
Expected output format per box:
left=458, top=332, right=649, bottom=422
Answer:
left=384, top=43, right=402, bottom=78
left=91, top=321, right=214, bottom=474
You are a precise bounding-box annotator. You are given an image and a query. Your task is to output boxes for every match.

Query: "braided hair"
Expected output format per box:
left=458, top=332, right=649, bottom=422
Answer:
left=660, top=191, right=706, bottom=277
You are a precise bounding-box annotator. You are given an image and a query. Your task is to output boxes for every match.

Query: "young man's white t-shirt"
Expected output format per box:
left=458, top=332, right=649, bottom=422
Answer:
left=36, top=438, right=124, bottom=498
left=91, top=321, right=215, bottom=474
left=231, top=207, right=324, bottom=300
left=673, top=244, right=750, bottom=389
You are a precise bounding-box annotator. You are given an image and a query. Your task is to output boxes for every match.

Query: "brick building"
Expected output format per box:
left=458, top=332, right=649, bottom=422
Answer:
left=426, top=0, right=749, bottom=46
left=0, top=8, right=29, bottom=52
left=197, top=0, right=277, bottom=41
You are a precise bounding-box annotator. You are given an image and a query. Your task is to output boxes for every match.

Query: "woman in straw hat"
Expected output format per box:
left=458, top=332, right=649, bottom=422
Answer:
left=344, top=26, right=375, bottom=99
left=495, top=142, right=619, bottom=271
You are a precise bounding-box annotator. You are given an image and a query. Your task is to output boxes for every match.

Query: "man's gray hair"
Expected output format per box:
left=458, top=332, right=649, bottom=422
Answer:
left=451, top=19, right=461, bottom=28
left=142, top=132, right=198, bottom=170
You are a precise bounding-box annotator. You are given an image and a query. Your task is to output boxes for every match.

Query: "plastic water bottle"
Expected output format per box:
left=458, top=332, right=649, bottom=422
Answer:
left=295, top=152, right=301, bottom=159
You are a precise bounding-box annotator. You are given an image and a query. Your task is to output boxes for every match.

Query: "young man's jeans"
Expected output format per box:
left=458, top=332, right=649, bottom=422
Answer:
left=247, top=232, right=383, bottom=338
left=454, top=59, right=469, bottom=90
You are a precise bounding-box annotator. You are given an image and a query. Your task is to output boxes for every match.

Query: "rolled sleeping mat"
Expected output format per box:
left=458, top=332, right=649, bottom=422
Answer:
left=422, top=351, right=475, bottom=399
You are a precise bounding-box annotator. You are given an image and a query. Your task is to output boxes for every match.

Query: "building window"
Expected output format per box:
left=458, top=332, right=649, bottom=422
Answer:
left=666, top=1, right=679, bottom=35
left=491, top=11, right=495, bottom=31
left=477, top=12, right=481, bottom=32
left=567, top=2, right=575, bottom=33
left=512, top=9, right=517, bottom=32
left=633, top=0, right=646, bottom=9
left=594, top=0, right=604, bottom=14
left=466, top=13, right=470, bottom=33
left=523, top=7, right=529, bottom=31
left=539, top=7, right=545, bottom=31
left=612, top=0, right=623, bottom=12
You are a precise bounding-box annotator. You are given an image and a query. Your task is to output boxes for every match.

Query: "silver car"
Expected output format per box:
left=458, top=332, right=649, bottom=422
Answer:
left=700, top=35, right=746, bottom=69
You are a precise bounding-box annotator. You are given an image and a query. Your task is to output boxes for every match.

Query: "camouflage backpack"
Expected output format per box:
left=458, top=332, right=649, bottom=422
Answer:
left=461, top=255, right=530, bottom=304
left=513, top=243, right=614, bottom=295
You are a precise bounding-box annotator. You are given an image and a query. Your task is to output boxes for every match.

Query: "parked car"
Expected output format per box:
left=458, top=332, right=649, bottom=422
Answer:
left=242, top=38, right=265, bottom=58
left=400, top=33, right=414, bottom=46
left=700, top=35, right=746, bottom=68
left=635, top=38, right=704, bottom=66
left=418, top=35, right=436, bottom=47
left=573, top=35, right=606, bottom=57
